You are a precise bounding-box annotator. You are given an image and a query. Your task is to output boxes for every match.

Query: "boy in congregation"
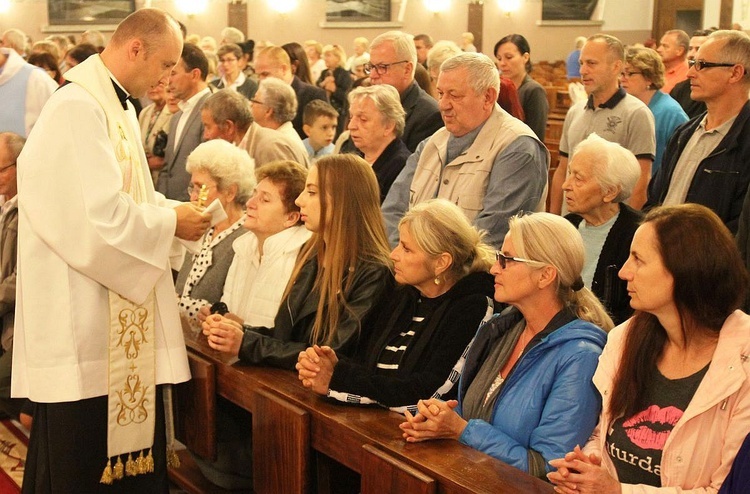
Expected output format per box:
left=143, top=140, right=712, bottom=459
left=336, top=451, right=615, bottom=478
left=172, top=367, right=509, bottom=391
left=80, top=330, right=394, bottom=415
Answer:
left=302, top=100, right=338, bottom=161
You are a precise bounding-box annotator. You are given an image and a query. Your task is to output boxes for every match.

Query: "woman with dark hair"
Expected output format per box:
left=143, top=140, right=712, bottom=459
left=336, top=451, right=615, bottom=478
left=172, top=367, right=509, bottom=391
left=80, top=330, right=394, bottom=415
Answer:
left=27, top=52, right=63, bottom=85
left=282, top=42, right=313, bottom=85
left=550, top=204, right=750, bottom=493
left=494, top=34, right=549, bottom=141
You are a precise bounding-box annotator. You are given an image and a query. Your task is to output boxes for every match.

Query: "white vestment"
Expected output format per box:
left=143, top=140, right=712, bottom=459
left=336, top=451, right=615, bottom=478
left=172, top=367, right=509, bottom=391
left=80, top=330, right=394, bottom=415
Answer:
left=13, top=57, right=191, bottom=404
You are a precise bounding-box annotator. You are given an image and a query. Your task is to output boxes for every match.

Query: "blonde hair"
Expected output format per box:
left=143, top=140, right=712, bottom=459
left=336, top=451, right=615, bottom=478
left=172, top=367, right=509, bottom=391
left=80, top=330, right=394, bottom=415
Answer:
left=284, top=154, right=392, bottom=346
left=399, top=199, right=493, bottom=282
left=508, top=213, right=614, bottom=331
left=323, top=44, right=347, bottom=68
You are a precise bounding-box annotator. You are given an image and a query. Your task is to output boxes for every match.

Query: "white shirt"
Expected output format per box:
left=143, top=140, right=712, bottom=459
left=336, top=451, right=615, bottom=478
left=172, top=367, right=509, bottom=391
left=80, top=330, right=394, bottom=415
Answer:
left=174, top=86, right=211, bottom=150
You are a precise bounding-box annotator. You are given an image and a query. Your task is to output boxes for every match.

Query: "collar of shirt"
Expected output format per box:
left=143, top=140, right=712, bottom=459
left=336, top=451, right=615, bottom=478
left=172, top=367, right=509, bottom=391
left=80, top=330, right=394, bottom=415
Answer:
left=585, top=87, right=626, bottom=110
left=178, top=86, right=211, bottom=114
left=106, top=67, right=131, bottom=110
left=1, top=195, right=18, bottom=217
left=222, top=71, right=246, bottom=90
left=697, top=113, right=737, bottom=136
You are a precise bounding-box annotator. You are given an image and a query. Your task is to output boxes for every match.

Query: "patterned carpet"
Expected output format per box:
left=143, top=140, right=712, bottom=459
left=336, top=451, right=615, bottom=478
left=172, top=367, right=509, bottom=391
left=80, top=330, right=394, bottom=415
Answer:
left=0, top=420, right=27, bottom=494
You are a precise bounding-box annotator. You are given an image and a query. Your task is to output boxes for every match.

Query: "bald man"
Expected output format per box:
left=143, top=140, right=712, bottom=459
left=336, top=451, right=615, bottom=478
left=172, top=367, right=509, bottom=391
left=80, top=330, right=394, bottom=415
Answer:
left=15, top=8, right=209, bottom=491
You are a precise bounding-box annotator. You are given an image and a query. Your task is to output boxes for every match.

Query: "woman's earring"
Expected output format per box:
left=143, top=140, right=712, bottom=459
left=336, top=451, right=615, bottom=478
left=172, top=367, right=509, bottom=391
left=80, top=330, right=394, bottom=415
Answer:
left=434, top=275, right=441, bottom=285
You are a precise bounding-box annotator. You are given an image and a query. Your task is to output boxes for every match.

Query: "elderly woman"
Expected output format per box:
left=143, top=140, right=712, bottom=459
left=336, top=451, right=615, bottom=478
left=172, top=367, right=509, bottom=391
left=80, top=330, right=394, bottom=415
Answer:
left=317, top=44, right=352, bottom=137
left=297, top=199, right=494, bottom=410
left=175, top=140, right=255, bottom=320
left=399, top=213, right=613, bottom=478
left=347, top=85, right=410, bottom=202
left=562, top=133, right=643, bottom=324
left=198, top=161, right=311, bottom=327
left=549, top=204, right=750, bottom=493
left=621, top=47, right=688, bottom=176
left=494, top=34, right=549, bottom=141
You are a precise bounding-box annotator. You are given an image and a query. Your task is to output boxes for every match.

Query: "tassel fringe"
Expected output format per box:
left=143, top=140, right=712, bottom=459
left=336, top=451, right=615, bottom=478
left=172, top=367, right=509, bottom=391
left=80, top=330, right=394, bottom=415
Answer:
left=99, top=449, right=156, bottom=484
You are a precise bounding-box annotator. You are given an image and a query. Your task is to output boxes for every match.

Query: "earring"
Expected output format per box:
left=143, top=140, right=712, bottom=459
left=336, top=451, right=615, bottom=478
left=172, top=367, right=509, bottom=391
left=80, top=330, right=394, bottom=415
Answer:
left=434, top=275, right=441, bottom=285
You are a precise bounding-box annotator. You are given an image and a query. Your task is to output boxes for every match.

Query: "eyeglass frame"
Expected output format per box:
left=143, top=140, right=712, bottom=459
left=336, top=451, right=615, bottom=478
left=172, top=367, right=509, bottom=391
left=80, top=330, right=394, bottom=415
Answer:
left=363, top=60, right=409, bottom=76
left=688, top=59, right=745, bottom=73
left=495, top=251, right=545, bottom=270
left=249, top=98, right=266, bottom=106
left=620, top=70, right=643, bottom=78
left=186, top=183, right=218, bottom=196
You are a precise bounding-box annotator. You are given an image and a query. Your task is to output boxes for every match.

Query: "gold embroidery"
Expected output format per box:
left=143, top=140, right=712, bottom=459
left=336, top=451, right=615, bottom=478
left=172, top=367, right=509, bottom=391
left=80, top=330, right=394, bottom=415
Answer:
left=117, top=307, right=149, bottom=359
left=116, top=375, right=150, bottom=426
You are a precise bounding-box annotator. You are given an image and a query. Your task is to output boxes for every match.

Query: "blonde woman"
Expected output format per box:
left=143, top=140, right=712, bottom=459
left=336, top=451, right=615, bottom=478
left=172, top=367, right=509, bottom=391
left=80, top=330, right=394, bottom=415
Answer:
left=400, top=212, right=613, bottom=479
left=317, top=44, right=352, bottom=136
left=202, top=154, right=392, bottom=369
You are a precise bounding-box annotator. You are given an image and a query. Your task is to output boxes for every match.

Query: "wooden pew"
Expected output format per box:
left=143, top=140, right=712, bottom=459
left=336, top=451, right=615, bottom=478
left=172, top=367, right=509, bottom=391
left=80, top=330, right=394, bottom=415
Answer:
left=172, top=322, right=555, bottom=494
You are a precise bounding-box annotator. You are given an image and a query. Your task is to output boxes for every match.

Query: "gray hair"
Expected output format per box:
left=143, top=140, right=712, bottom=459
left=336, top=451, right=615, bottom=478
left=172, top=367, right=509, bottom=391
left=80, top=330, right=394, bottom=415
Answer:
left=0, top=132, right=25, bottom=163
left=586, top=34, right=625, bottom=62
left=348, top=85, right=406, bottom=137
left=664, top=29, right=690, bottom=54
left=370, top=31, right=417, bottom=77
left=571, top=133, right=640, bottom=202
left=440, top=52, right=500, bottom=95
left=2, top=29, right=27, bottom=53
left=426, top=40, right=461, bottom=73
left=221, top=27, right=245, bottom=44
left=707, top=30, right=750, bottom=82
left=203, top=89, right=253, bottom=133
left=82, top=30, right=106, bottom=49
left=186, top=139, right=256, bottom=205
left=258, top=77, right=298, bottom=125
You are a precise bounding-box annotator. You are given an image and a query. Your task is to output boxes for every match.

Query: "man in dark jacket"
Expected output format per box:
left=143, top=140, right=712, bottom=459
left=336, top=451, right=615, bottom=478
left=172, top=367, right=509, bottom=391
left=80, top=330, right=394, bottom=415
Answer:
left=647, top=30, right=750, bottom=233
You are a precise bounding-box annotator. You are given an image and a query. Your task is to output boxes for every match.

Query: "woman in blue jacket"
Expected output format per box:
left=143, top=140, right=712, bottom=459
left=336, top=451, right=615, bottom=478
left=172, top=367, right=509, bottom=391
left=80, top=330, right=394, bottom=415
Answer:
left=400, top=212, right=614, bottom=478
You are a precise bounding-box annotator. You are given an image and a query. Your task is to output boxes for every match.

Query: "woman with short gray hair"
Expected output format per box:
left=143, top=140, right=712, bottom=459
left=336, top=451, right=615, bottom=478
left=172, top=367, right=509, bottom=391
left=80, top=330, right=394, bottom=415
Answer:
left=347, top=85, right=410, bottom=202
left=175, top=139, right=255, bottom=320
left=562, top=133, right=643, bottom=324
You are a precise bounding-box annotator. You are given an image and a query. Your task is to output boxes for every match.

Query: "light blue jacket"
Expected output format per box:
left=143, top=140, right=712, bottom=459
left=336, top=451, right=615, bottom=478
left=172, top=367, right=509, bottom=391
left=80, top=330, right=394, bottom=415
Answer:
left=457, top=307, right=606, bottom=475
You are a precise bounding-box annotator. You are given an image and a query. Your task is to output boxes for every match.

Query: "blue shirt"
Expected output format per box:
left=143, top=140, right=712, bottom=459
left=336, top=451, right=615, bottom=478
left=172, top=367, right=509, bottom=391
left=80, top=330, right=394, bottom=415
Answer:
left=303, top=138, right=334, bottom=161
left=648, top=90, right=688, bottom=176
left=566, top=50, right=581, bottom=79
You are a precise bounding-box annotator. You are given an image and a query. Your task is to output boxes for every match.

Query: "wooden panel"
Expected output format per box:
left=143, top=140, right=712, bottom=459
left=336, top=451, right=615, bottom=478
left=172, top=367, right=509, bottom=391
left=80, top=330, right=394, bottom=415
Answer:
left=467, top=2, right=483, bottom=53
left=227, top=3, right=247, bottom=38
left=252, top=387, right=311, bottom=494
left=174, top=351, right=217, bottom=461
left=168, top=449, right=252, bottom=494
left=361, top=444, right=435, bottom=494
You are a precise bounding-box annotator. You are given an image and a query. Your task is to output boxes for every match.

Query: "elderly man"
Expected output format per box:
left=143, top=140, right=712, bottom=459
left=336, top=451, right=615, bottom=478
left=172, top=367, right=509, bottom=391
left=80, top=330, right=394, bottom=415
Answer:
left=382, top=53, right=548, bottom=247
left=157, top=43, right=211, bottom=201
left=1, top=29, right=26, bottom=56
left=367, top=31, right=443, bottom=152
left=15, top=9, right=209, bottom=491
left=0, top=133, right=22, bottom=422
left=550, top=34, right=655, bottom=215
left=650, top=30, right=750, bottom=233
left=670, top=28, right=714, bottom=118
left=657, top=29, right=690, bottom=93
left=201, top=89, right=309, bottom=166
left=251, top=77, right=308, bottom=159
left=253, top=46, right=326, bottom=139
left=0, top=31, right=57, bottom=137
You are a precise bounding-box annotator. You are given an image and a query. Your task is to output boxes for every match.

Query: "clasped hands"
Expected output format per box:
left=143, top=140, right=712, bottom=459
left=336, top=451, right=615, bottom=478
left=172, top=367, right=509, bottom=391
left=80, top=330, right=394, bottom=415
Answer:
left=399, top=399, right=467, bottom=442
left=201, top=314, right=244, bottom=357
left=547, top=445, right=622, bottom=494
left=296, top=345, right=338, bottom=395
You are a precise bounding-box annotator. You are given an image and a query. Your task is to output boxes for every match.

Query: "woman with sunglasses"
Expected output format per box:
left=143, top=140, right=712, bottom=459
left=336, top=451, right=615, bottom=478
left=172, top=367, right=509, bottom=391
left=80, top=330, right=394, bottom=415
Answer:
left=400, top=212, right=613, bottom=478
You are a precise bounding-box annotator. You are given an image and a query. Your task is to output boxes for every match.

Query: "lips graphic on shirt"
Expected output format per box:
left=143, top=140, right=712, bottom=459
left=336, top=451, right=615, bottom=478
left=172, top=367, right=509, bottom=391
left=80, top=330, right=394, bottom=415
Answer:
left=622, top=405, right=683, bottom=450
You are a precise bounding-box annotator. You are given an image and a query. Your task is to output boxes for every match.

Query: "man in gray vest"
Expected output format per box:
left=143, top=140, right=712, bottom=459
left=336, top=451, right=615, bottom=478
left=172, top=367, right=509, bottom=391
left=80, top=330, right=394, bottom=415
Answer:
left=382, top=53, right=548, bottom=247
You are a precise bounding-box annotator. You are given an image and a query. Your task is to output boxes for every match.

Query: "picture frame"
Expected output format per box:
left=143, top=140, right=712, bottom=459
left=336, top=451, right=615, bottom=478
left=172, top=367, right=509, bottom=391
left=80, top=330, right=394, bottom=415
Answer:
left=47, top=0, right=135, bottom=25
left=325, top=0, right=391, bottom=23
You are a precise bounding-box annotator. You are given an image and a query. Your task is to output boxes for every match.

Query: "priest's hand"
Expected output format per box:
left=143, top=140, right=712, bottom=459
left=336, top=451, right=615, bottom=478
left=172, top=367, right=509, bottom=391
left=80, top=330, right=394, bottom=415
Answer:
left=174, top=203, right=210, bottom=241
left=202, top=313, right=243, bottom=357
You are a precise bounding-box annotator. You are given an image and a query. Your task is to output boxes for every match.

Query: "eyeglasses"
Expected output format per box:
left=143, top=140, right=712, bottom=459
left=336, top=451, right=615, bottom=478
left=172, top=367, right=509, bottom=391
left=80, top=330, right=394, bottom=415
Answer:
left=363, top=60, right=409, bottom=76
left=250, top=98, right=266, bottom=106
left=620, top=71, right=643, bottom=78
left=688, top=59, right=741, bottom=71
left=495, top=251, right=544, bottom=269
left=219, top=57, right=238, bottom=64
left=0, top=162, right=16, bottom=173
left=186, top=184, right=217, bottom=196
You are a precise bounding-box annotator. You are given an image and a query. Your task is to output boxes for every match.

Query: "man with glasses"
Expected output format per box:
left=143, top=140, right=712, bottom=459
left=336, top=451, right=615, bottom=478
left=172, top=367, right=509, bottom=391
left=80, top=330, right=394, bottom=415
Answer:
left=211, top=43, right=257, bottom=100
left=649, top=30, right=750, bottom=233
left=250, top=78, right=308, bottom=160
left=367, top=31, right=442, bottom=152
left=549, top=34, right=655, bottom=215
left=382, top=53, right=548, bottom=248
left=157, top=43, right=211, bottom=201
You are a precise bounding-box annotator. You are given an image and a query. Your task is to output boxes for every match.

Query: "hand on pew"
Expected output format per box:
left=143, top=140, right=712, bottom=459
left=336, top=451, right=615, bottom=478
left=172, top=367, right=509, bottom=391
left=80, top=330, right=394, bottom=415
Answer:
left=548, top=445, right=618, bottom=494
left=201, top=313, right=244, bottom=356
left=399, top=399, right=467, bottom=442
left=296, top=344, right=338, bottom=395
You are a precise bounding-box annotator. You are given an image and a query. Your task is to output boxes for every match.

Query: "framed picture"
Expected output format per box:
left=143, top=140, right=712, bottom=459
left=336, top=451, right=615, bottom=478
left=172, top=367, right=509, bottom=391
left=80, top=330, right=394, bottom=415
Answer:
left=325, top=0, right=391, bottom=23
left=542, top=0, right=599, bottom=21
left=47, top=0, right=135, bottom=25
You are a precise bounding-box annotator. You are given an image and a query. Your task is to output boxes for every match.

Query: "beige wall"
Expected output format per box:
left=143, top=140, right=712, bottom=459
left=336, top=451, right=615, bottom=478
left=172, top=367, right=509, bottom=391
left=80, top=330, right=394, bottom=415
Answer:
left=0, top=0, right=719, bottom=62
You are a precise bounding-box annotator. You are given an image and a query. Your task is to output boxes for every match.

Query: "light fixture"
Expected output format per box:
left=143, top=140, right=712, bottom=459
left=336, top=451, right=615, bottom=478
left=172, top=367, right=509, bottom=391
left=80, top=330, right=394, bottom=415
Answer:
left=424, top=0, right=450, bottom=12
left=497, top=0, right=520, bottom=15
left=175, top=0, right=208, bottom=16
left=0, top=0, right=11, bottom=14
left=268, top=0, right=298, bottom=14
